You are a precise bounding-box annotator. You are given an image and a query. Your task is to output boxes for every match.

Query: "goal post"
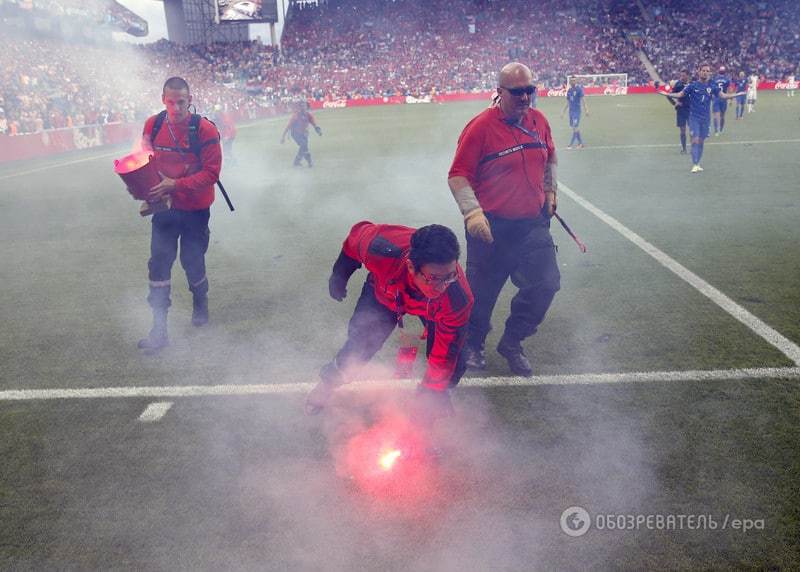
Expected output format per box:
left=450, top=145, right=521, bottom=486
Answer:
left=565, top=73, right=628, bottom=95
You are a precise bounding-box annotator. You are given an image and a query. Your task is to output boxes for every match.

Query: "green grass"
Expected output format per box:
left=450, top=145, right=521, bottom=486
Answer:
left=1, top=92, right=799, bottom=569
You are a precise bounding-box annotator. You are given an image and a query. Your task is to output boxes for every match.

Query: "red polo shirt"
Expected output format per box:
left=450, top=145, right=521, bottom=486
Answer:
left=448, top=106, right=556, bottom=219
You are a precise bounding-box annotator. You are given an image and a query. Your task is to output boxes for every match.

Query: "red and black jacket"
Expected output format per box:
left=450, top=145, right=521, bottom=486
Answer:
left=142, top=112, right=222, bottom=211
left=334, top=221, right=474, bottom=392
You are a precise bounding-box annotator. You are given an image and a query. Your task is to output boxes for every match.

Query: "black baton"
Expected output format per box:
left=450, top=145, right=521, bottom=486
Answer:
left=216, top=180, right=235, bottom=212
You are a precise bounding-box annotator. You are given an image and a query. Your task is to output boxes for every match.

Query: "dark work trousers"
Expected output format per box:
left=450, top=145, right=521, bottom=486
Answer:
left=465, top=214, right=560, bottom=349
left=147, top=208, right=210, bottom=310
left=324, top=276, right=467, bottom=387
left=291, top=131, right=310, bottom=164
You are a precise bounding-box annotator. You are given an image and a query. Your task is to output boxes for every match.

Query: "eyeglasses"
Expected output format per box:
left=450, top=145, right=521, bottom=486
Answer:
left=418, top=270, right=458, bottom=286
left=499, top=84, right=536, bottom=97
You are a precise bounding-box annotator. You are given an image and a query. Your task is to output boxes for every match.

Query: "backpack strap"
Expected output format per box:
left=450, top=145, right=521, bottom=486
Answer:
left=150, top=111, right=217, bottom=158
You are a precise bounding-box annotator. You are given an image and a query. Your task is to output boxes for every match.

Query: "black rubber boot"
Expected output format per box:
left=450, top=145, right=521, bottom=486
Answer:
left=190, top=279, right=209, bottom=327
left=191, top=295, right=208, bottom=327
left=138, top=309, right=168, bottom=352
left=462, top=342, right=487, bottom=370
left=497, top=335, right=533, bottom=377
left=304, top=362, right=344, bottom=415
left=139, top=285, right=170, bottom=353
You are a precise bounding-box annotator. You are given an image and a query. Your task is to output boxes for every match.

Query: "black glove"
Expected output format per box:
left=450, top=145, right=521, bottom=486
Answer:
left=315, top=125, right=322, bottom=136
left=328, top=250, right=361, bottom=301
left=329, top=274, right=348, bottom=301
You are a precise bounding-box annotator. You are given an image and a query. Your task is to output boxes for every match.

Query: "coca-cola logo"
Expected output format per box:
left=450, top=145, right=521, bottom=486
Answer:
left=603, top=86, right=628, bottom=95
left=322, top=99, right=347, bottom=108
left=547, top=88, right=566, bottom=97
left=774, top=81, right=796, bottom=89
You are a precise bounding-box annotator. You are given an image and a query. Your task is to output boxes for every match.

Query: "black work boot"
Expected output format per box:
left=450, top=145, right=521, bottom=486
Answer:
left=138, top=309, right=168, bottom=353
left=190, top=279, right=209, bottom=327
left=462, top=343, right=487, bottom=370
left=305, top=362, right=345, bottom=416
left=497, top=335, right=533, bottom=377
left=192, top=295, right=208, bottom=327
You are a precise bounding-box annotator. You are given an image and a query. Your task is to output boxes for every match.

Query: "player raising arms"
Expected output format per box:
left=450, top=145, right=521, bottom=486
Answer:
left=661, top=63, right=744, bottom=173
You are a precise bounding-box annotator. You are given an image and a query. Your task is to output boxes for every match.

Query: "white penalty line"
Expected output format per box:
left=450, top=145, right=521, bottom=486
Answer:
left=1, top=367, right=799, bottom=402
left=558, top=182, right=800, bottom=367
left=569, top=138, right=800, bottom=151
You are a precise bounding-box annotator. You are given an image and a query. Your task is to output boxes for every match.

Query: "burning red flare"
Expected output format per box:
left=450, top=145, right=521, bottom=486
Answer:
left=379, top=449, right=402, bottom=471
left=342, top=414, right=436, bottom=504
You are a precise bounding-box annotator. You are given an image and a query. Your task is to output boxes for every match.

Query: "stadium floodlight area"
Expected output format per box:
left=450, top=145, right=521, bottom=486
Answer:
left=566, top=73, right=628, bottom=95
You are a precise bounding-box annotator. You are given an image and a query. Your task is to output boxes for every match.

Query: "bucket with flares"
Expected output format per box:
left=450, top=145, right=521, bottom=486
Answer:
left=114, top=152, right=169, bottom=216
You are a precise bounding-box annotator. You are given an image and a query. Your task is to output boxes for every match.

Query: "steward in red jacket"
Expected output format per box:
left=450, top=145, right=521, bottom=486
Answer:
left=305, top=222, right=474, bottom=423
left=137, top=76, right=222, bottom=353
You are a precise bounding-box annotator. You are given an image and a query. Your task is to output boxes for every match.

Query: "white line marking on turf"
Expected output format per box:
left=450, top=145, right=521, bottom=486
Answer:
left=570, top=138, right=800, bottom=151
left=138, top=401, right=173, bottom=422
left=558, top=181, right=800, bottom=366
left=1, top=367, right=798, bottom=401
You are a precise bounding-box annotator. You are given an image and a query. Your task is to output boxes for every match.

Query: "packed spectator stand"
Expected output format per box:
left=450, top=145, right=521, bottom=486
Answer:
left=1, top=0, right=798, bottom=135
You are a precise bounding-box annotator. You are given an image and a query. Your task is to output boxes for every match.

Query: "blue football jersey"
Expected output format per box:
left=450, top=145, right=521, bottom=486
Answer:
left=567, top=86, right=584, bottom=112
left=683, top=81, right=720, bottom=120
left=712, top=74, right=731, bottom=98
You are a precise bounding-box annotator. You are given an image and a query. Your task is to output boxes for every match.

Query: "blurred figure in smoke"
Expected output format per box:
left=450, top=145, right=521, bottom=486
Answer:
left=305, top=222, right=473, bottom=426
left=214, top=104, right=238, bottom=166
left=280, top=100, right=322, bottom=167
left=448, top=62, right=560, bottom=377
left=137, top=77, right=222, bottom=352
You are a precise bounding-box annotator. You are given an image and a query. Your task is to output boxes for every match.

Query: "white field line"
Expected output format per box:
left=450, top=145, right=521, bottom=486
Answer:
left=0, top=117, right=286, bottom=182
left=558, top=181, right=800, bottom=366
left=569, top=138, right=800, bottom=151
left=138, top=401, right=173, bottom=422
left=1, top=367, right=798, bottom=401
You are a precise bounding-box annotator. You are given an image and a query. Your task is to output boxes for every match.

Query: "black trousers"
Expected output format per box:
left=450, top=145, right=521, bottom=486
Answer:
left=147, top=208, right=210, bottom=309
left=326, top=276, right=467, bottom=387
left=291, top=131, right=310, bottom=163
left=465, top=214, right=560, bottom=348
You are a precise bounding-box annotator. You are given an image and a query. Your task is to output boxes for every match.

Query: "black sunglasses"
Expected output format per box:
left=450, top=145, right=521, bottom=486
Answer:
left=500, top=84, right=536, bottom=96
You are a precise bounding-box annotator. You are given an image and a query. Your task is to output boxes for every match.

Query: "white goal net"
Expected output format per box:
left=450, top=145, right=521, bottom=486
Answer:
left=565, top=73, right=628, bottom=95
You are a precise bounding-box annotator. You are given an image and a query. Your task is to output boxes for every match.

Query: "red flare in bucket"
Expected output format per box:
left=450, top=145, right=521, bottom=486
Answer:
left=114, top=152, right=160, bottom=201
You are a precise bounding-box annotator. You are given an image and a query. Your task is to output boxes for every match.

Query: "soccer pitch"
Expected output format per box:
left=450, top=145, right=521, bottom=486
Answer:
left=1, top=93, right=799, bottom=569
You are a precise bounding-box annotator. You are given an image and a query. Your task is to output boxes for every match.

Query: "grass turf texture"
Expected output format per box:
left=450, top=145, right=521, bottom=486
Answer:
left=1, top=92, right=799, bottom=569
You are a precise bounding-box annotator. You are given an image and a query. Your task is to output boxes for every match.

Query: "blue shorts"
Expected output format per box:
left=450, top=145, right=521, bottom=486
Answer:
left=569, top=111, right=581, bottom=128
left=736, top=94, right=746, bottom=104
left=676, top=110, right=689, bottom=128
left=688, top=116, right=710, bottom=139
left=712, top=99, right=728, bottom=113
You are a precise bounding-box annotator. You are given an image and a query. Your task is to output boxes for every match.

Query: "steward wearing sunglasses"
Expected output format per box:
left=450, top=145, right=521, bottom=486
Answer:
left=448, top=62, right=560, bottom=377
left=305, top=221, right=474, bottom=424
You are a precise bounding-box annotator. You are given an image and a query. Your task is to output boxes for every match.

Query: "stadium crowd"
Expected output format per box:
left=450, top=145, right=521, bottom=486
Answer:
left=638, top=0, right=800, bottom=81
left=2, top=0, right=797, bottom=135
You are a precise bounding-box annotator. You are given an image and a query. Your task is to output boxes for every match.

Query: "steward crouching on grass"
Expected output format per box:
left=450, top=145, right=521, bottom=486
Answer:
left=305, top=222, right=474, bottom=426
